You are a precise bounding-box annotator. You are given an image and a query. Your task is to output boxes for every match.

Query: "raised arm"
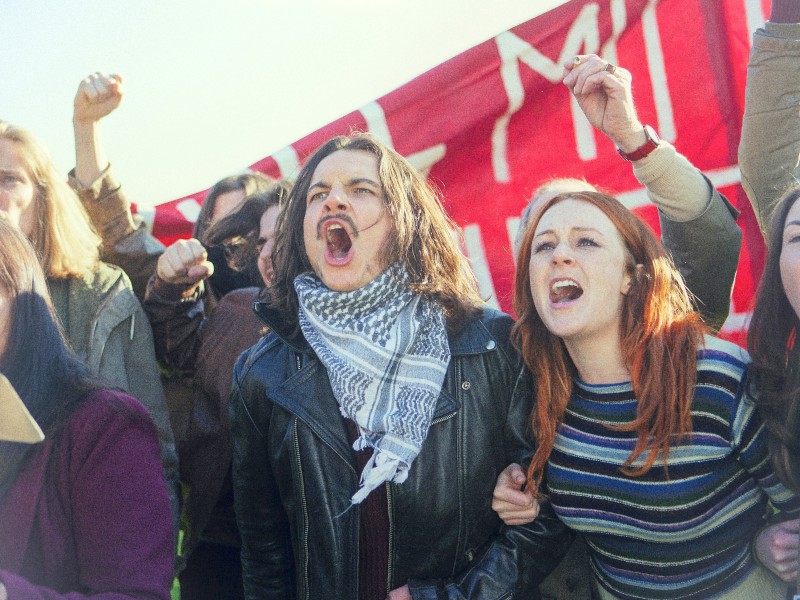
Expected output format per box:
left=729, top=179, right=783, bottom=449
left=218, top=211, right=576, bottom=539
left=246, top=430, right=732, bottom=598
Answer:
left=143, top=238, right=214, bottom=371
left=71, top=72, right=165, bottom=301
left=739, top=0, right=800, bottom=237
left=564, top=55, right=741, bottom=331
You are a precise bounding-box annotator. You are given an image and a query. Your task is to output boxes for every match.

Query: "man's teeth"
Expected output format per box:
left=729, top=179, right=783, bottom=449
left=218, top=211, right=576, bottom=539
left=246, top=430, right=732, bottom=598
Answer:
left=326, top=223, right=343, bottom=241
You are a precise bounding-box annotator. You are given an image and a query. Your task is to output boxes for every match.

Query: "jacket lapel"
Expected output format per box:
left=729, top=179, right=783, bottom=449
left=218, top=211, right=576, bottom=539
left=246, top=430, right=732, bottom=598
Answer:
left=269, top=357, right=460, bottom=469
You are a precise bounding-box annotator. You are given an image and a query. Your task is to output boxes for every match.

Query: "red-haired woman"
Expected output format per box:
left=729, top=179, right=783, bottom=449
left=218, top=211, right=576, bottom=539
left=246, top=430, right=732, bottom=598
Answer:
left=494, top=191, right=800, bottom=599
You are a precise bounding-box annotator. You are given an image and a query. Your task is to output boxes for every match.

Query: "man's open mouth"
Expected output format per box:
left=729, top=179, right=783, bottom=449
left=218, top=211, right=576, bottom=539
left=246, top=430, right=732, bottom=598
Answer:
left=321, top=219, right=355, bottom=264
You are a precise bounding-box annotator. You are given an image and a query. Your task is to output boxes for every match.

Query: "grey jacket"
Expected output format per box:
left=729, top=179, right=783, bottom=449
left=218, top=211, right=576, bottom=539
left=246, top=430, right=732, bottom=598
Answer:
left=48, top=263, right=180, bottom=533
left=739, top=21, right=800, bottom=237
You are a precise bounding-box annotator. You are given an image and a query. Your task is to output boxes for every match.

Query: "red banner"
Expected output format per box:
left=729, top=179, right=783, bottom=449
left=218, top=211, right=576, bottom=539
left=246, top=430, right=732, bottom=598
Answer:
left=146, top=0, right=771, bottom=343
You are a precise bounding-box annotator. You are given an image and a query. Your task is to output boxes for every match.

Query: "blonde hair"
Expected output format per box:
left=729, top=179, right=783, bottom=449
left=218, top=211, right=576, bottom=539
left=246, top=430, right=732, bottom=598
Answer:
left=0, top=121, right=101, bottom=279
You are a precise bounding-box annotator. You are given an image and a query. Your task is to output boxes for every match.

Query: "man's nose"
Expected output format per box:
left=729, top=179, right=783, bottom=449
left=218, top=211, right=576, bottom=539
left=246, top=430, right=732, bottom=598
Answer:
left=322, top=185, right=349, bottom=212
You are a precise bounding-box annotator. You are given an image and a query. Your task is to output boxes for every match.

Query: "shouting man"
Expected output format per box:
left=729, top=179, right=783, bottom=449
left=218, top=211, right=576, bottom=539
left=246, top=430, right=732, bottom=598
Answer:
left=230, top=133, right=570, bottom=600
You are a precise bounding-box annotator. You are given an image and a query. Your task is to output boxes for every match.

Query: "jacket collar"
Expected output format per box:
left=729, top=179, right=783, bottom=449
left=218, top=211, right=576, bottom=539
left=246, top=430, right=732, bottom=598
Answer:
left=254, top=300, right=496, bottom=466
left=253, top=301, right=310, bottom=353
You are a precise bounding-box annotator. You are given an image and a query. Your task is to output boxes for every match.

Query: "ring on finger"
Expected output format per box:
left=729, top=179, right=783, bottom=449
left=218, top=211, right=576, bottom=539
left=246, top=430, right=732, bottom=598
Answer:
left=605, top=63, right=617, bottom=74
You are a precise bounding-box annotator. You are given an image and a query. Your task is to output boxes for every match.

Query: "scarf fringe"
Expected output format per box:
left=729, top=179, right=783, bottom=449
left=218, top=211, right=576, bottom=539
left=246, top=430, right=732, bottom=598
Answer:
left=351, top=451, right=408, bottom=504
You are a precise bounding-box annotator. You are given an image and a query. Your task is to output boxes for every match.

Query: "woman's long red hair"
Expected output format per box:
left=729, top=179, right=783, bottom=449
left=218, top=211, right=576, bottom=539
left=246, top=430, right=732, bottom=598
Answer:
left=512, top=192, right=706, bottom=497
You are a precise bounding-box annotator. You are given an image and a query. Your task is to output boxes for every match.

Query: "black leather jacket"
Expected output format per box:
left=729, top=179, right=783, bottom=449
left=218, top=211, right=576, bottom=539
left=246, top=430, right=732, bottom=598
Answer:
left=230, top=304, right=572, bottom=600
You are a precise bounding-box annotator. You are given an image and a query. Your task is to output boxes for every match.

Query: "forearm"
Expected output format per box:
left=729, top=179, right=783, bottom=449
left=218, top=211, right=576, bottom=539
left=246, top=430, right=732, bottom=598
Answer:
left=143, top=276, right=206, bottom=371
left=68, top=166, right=164, bottom=301
left=73, top=118, right=108, bottom=188
left=738, top=20, right=800, bottom=236
left=659, top=188, right=741, bottom=332
left=633, top=141, right=711, bottom=222
left=408, top=503, right=573, bottom=600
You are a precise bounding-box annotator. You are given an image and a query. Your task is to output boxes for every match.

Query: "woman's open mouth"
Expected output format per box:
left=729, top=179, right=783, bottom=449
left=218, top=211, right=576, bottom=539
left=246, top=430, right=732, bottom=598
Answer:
left=549, top=279, right=583, bottom=304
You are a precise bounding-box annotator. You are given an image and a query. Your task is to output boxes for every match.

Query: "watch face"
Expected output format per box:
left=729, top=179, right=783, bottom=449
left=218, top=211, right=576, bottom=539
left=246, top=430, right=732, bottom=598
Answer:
left=644, top=125, right=660, bottom=145
left=617, top=125, right=660, bottom=161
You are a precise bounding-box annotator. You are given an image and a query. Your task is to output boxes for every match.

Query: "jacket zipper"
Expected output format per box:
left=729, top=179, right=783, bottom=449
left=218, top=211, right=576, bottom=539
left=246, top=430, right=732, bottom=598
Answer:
left=294, top=419, right=310, bottom=600
left=292, top=352, right=310, bottom=599
left=386, top=481, right=394, bottom=594
left=430, top=411, right=457, bottom=426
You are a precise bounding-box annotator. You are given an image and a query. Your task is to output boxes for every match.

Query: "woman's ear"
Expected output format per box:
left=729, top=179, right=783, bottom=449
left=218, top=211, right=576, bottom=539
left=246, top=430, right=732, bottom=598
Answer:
left=622, top=263, right=644, bottom=295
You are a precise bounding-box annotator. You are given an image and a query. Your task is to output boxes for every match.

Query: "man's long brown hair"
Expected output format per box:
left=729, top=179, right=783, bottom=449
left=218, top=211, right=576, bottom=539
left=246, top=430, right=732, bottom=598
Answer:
left=748, top=187, right=800, bottom=494
left=512, top=191, right=706, bottom=496
left=267, top=133, right=484, bottom=333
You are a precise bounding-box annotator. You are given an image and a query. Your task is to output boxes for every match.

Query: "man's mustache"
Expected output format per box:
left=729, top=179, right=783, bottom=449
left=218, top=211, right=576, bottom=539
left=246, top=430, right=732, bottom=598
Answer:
left=316, top=212, right=385, bottom=239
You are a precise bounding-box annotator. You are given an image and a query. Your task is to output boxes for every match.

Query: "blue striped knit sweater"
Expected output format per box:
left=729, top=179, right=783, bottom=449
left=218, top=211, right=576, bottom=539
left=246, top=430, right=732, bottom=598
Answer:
left=546, top=336, right=800, bottom=599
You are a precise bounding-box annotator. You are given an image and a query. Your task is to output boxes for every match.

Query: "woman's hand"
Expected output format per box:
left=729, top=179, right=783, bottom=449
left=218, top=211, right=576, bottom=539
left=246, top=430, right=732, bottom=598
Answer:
left=491, top=463, right=540, bottom=526
left=754, top=518, right=800, bottom=581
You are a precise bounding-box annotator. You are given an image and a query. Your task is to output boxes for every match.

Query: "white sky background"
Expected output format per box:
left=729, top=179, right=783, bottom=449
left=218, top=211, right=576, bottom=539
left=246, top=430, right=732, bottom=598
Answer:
left=4, top=0, right=568, bottom=208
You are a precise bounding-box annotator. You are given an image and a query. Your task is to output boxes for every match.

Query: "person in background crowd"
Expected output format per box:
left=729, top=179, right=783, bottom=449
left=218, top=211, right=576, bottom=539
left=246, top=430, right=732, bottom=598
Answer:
left=144, top=183, right=290, bottom=600
left=0, top=119, right=179, bottom=531
left=230, top=132, right=572, bottom=600
left=0, top=219, right=174, bottom=599
left=498, top=189, right=800, bottom=599
left=71, top=71, right=275, bottom=305
left=747, top=187, right=800, bottom=592
left=737, top=2, right=800, bottom=590
left=69, top=72, right=273, bottom=576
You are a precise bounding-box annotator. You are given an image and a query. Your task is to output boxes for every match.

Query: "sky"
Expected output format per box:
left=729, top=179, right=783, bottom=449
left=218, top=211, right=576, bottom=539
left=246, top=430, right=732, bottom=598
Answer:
left=4, top=0, right=568, bottom=208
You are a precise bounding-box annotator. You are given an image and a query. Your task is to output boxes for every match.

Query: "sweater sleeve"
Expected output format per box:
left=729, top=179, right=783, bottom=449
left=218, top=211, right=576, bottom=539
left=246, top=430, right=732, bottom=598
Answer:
left=0, top=391, right=175, bottom=600
left=68, top=166, right=165, bottom=303
left=636, top=142, right=741, bottom=332
left=738, top=21, right=800, bottom=237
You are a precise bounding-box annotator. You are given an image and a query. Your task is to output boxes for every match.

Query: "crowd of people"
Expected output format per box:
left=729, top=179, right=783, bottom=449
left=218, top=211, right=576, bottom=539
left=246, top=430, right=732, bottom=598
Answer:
left=1, top=2, right=799, bottom=599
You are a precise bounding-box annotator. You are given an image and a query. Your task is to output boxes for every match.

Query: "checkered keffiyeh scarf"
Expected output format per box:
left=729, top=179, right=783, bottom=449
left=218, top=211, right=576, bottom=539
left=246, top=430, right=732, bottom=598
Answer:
left=294, top=265, right=450, bottom=504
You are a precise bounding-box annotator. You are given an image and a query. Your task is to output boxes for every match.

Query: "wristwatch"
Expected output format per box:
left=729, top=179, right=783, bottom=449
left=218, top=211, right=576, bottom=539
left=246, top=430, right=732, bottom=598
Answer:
left=617, top=125, right=660, bottom=161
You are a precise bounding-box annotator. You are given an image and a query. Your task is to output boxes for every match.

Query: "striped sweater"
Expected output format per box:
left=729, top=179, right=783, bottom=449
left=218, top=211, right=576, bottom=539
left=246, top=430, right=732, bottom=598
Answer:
left=546, top=336, right=800, bottom=599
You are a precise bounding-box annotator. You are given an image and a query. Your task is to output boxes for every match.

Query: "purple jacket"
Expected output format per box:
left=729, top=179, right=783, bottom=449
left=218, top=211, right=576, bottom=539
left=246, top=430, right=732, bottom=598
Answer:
left=0, top=389, right=174, bottom=599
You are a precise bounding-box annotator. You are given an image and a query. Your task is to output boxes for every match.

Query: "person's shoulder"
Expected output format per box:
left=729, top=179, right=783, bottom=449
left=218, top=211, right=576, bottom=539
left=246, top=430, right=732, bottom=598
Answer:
left=477, top=306, right=514, bottom=328
left=698, top=334, right=750, bottom=372
left=66, top=261, right=137, bottom=307
left=75, top=388, right=153, bottom=423
left=450, top=306, right=517, bottom=361
left=59, top=389, right=157, bottom=456
left=217, top=287, right=261, bottom=316
left=235, top=329, right=285, bottom=376
left=467, top=306, right=514, bottom=341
